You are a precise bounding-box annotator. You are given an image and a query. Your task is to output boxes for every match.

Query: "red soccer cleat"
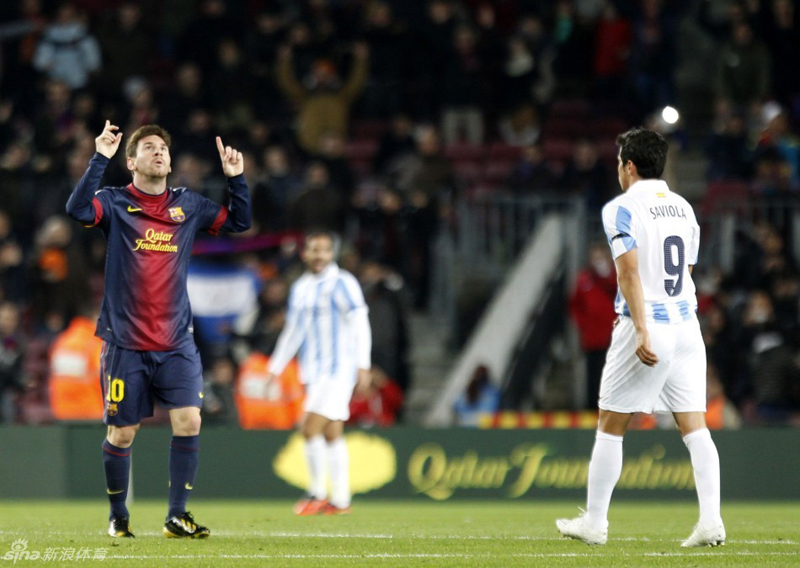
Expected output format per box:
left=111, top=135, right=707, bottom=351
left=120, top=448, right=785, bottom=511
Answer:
left=321, top=503, right=351, bottom=516
left=293, top=497, right=328, bottom=516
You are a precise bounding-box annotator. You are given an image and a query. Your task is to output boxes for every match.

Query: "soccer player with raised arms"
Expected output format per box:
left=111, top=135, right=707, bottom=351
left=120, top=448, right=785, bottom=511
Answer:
left=66, top=121, right=251, bottom=538
left=267, top=231, right=372, bottom=515
left=557, top=128, right=725, bottom=547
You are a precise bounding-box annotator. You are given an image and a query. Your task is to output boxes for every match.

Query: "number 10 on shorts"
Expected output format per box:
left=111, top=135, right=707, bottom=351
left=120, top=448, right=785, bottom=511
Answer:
left=106, top=377, right=125, bottom=402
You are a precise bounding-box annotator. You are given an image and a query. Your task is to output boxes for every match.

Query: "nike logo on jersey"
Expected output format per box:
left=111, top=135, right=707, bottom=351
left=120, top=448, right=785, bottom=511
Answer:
left=127, top=206, right=143, bottom=213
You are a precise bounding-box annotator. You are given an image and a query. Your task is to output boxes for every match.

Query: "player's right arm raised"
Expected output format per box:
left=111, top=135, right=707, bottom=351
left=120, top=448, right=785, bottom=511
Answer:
left=66, top=120, right=123, bottom=225
left=95, top=119, right=123, bottom=159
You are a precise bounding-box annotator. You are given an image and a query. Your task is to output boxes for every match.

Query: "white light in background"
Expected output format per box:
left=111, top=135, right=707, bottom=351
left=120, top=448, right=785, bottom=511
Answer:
left=661, top=106, right=680, bottom=125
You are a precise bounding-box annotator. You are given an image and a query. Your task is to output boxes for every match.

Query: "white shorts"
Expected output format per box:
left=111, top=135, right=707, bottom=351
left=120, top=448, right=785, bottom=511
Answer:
left=303, top=379, right=356, bottom=422
left=598, top=316, right=706, bottom=414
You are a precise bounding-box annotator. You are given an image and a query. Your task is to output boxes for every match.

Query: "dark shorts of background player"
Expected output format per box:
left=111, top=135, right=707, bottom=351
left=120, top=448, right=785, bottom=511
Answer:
left=99, top=342, right=204, bottom=426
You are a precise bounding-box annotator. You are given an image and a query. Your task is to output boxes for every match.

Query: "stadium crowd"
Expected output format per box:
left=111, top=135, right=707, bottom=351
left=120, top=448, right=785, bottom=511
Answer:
left=0, top=0, right=799, bottom=426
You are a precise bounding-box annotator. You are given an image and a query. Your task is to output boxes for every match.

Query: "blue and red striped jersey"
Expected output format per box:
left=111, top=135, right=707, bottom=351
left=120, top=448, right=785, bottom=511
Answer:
left=67, top=153, right=251, bottom=351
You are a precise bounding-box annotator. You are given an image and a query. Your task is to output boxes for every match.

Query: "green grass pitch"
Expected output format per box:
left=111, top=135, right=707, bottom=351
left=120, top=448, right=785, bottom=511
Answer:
left=0, top=500, right=798, bottom=566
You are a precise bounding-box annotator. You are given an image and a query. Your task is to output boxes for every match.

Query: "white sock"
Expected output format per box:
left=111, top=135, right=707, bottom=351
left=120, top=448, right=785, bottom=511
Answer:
left=327, top=437, right=350, bottom=508
left=683, top=428, right=721, bottom=526
left=305, top=435, right=328, bottom=500
left=586, top=430, right=623, bottom=531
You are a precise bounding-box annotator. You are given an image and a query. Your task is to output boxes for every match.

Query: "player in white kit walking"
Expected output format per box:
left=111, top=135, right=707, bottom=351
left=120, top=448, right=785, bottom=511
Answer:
left=556, top=128, right=725, bottom=547
left=267, top=231, right=372, bottom=515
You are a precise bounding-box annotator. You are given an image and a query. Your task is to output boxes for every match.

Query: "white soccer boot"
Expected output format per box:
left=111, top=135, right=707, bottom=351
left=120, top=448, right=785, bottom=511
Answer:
left=556, top=511, right=608, bottom=546
left=681, top=521, right=726, bottom=547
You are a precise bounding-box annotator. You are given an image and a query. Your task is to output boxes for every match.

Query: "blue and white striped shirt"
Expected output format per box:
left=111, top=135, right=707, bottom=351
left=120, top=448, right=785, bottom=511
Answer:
left=602, top=179, right=700, bottom=324
left=268, top=263, right=371, bottom=384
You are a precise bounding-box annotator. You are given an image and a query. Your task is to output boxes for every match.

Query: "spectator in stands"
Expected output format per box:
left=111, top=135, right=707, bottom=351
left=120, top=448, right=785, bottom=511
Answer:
left=771, top=270, right=800, bottom=339
left=288, top=162, right=346, bottom=233
left=0, top=0, right=46, bottom=113
left=392, top=125, right=456, bottom=308
left=171, top=152, right=217, bottom=202
left=251, top=145, right=300, bottom=232
left=235, top=354, right=304, bottom=430
left=704, top=109, right=752, bottom=181
left=0, top=143, right=30, bottom=237
left=628, top=0, right=680, bottom=117
left=498, top=103, right=541, bottom=147
left=760, top=0, right=800, bottom=107
left=508, top=141, right=557, bottom=194
left=736, top=290, right=800, bottom=424
left=715, top=20, right=771, bottom=119
left=97, top=1, right=150, bottom=99
left=705, top=361, right=741, bottom=430
left=354, top=184, right=411, bottom=275
left=394, top=125, right=458, bottom=208
left=31, top=79, right=75, bottom=168
left=700, top=301, right=738, bottom=403
left=48, top=305, right=103, bottom=420
left=173, top=108, right=218, bottom=164
left=159, top=63, right=210, bottom=136
left=29, top=215, right=88, bottom=326
left=755, top=106, right=800, bottom=188
left=0, top=211, right=24, bottom=302
left=569, top=243, right=617, bottom=409
left=177, top=0, right=237, bottom=76
left=500, top=27, right=555, bottom=112
left=210, top=38, right=255, bottom=130
left=245, top=8, right=288, bottom=118
left=560, top=138, right=613, bottom=212
left=201, top=357, right=239, bottom=426
left=415, top=0, right=459, bottom=119
left=592, top=1, right=632, bottom=102
left=374, top=114, right=415, bottom=175
left=552, top=0, right=595, bottom=93
left=359, top=261, right=410, bottom=393
left=275, top=42, right=369, bottom=155
left=441, top=24, right=485, bottom=145
left=317, top=131, right=356, bottom=206
left=348, top=366, right=404, bottom=427
left=234, top=277, right=290, bottom=356
left=454, top=365, right=500, bottom=427
left=0, top=301, right=24, bottom=423
left=473, top=3, right=505, bottom=114
left=32, top=2, right=101, bottom=90
left=360, top=1, right=406, bottom=118
left=123, top=78, right=159, bottom=133
left=751, top=146, right=794, bottom=196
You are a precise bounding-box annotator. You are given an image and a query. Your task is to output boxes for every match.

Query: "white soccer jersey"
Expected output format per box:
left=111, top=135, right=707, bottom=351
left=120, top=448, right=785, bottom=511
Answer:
left=602, top=179, right=700, bottom=324
left=268, top=263, right=371, bottom=384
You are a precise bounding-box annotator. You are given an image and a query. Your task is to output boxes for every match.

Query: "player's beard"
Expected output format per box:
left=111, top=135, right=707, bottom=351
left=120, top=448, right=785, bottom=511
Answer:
left=141, top=161, right=169, bottom=180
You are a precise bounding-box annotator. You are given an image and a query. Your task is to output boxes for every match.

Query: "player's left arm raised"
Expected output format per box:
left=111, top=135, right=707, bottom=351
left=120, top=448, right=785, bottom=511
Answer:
left=213, top=136, right=251, bottom=233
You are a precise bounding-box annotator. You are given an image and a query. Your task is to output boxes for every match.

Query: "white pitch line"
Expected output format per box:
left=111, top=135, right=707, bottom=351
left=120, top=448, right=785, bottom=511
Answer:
left=106, top=551, right=800, bottom=560
left=212, top=531, right=797, bottom=545
left=2, top=530, right=797, bottom=546
left=645, top=551, right=799, bottom=557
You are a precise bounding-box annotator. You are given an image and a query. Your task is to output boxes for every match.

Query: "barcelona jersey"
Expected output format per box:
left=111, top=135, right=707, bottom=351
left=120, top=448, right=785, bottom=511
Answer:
left=66, top=153, right=251, bottom=351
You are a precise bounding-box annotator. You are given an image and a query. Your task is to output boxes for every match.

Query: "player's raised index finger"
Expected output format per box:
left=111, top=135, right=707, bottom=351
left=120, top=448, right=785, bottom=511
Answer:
left=216, top=136, right=225, bottom=156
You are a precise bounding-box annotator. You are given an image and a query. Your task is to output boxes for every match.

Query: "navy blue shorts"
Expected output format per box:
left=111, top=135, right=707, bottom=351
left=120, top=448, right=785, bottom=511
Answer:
left=99, top=341, right=204, bottom=426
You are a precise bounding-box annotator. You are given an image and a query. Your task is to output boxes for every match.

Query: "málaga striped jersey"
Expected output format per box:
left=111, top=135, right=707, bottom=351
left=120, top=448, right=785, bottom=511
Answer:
left=268, top=263, right=371, bottom=384
left=601, top=179, right=700, bottom=324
